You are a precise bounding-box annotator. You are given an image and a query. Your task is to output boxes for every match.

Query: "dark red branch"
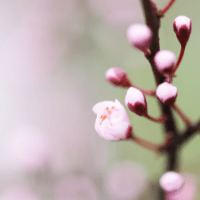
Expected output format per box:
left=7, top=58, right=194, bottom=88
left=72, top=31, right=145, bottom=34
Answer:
left=178, top=120, right=200, bottom=146
left=140, top=1, right=179, bottom=199
left=131, top=84, right=156, bottom=96
left=172, top=103, right=192, bottom=126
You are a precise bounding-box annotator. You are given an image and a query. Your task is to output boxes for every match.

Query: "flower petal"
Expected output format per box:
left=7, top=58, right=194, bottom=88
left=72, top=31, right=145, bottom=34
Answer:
left=112, top=122, right=131, bottom=139
left=92, top=101, right=115, bottom=114
left=110, top=99, right=130, bottom=125
left=99, top=119, right=121, bottom=141
left=100, top=119, right=130, bottom=140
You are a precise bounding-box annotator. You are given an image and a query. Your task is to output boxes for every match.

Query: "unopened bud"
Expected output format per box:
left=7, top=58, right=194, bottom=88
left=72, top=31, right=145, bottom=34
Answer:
left=173, top=16, right=192, bottom=47
left=126, top=24, right=152, bottom=53
left=156, top=82, right=177, bottom=105
left=105, top=67, right=131, bottom=87
left=159, top=171, right=184, bottom=193
left=166, top=173, right=198, bottom=200
left=154, top=50, right=176, bottom=74
left=125, top=87, right=147, bottom=116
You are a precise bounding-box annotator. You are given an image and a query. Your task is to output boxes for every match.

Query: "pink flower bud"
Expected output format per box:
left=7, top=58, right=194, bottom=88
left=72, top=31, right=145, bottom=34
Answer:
left=126, top=23, right=152, bottom=52
left=159, top=171, right=184, bottom=193
left=166, top=173, right=198, bottom=200
left=92, top=99, right=132, bottom=141
left=173, top=16, right=192, bottom=47
left=156, top=82, right=177, bottom=105
left=154, top=50, right=176, bottom=74
left=125, top=87, right=147, bottom=116
left=105, top=67, right=131, bottom=87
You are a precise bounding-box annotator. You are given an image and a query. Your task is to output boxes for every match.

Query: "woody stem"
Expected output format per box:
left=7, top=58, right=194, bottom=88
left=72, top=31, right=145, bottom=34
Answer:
left=130, top=135, right=160, bottom=152
left=131, top=84, right=155, bottom=96
left=172, top=103, right=192, bottom=126
left=140, top=0, right=179, bottom=199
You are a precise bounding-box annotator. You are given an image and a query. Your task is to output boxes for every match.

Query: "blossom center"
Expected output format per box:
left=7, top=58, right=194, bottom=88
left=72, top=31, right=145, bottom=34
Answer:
left=100, top=106, right=115, bottom=124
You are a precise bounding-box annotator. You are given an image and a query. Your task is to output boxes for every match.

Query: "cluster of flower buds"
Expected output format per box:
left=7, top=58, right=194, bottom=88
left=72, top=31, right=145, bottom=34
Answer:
left=154, top=51, right=178, bottom=105
left=153, top=15, right=191, bottom=105
left=125, top=87, right=166, bottom=123
left=154, top=15, right=191, bottom=78
left=92, top=16, right=192, bottom=140
left=92, top=2, right=196, bottom=199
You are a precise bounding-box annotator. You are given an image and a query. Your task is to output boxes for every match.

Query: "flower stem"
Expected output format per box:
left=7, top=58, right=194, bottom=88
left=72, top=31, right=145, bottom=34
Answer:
left=131, top=84, right=155, bottom=96
left=130, top=135, right=161, bottom=152
left=172, top=103, right=192, bottom=126
left=172, top=45, right=186, bottom=75
left=144, top=48, right=151, bottom=57
left=166, top=74, right=171, bottom=83
left=161, top=0, right=175, bottom=14
left=130, top=132, right=173, bottom=154
left=145, top=114, right=167, bottom=123
left=178, top=120, right=200, bottom=146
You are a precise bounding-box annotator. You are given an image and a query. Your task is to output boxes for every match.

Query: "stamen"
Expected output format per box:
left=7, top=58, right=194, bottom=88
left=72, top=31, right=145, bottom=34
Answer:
left=106, top=107, right=109, bottom=111
left=100, top=115, right=107, bottom=124
left=102, top=115, right=107, bottom=122
left=111, top=106, right=115, bottom=109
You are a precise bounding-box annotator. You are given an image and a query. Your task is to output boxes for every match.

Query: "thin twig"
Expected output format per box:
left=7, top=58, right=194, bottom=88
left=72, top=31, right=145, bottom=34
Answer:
left=131, top=84, right=156, bottom=96
left=172, top=103, right=192, bottom=126
left=130, top=132, right=173, bottom=154
left=172, top=45, right=186, bottom=75
left=161, top=0, right=175, bottom=14
left=178, top=120, right=200, bottom=146
left=145, top=114, right=167, bottom=123
left=130, top=135, right=161, bottom=152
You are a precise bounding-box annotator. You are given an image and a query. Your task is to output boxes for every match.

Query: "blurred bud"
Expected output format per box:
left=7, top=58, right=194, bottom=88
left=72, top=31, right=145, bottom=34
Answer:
left=92, top=99, right=132, bottom=141
left=105, top=67, right=131, bottom=87
left=125, top=87, right=147, bottom=116
left=166, top=173, right=198, bottom=200
left=159, top=171, right=184, bottom=193
left=126, top=23, right=152, bottom=52
left=156, top=82, right=177, bottom=105
left=154, top=50, right=176, bottom=74
left=173, top=16, right=192, bottom=47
